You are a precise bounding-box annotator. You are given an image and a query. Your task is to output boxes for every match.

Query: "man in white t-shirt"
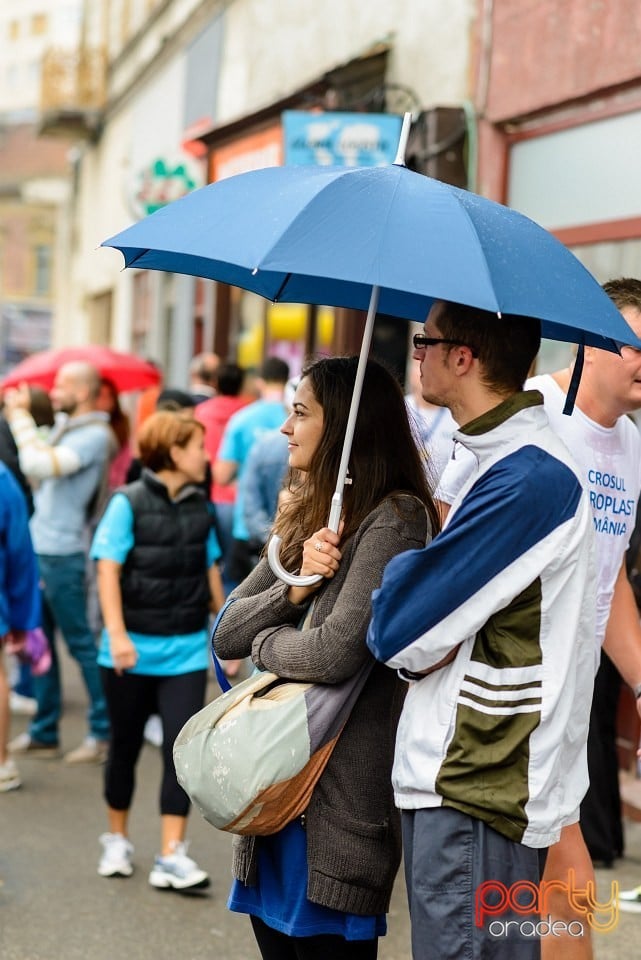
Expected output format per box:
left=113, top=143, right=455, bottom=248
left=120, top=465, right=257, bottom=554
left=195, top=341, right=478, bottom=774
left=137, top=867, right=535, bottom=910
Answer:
left=404, top=363, right=457, bottom=484
left=437, top=276, right=641, bottom=959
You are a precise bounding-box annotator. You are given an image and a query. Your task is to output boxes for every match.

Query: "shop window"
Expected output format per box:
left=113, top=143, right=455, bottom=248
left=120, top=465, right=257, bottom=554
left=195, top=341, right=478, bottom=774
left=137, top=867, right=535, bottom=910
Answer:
left=27, top=60, right=41, bottom=89
left=132, top=271, right=153, bottom=354
left=34, top=244, right=51, bottom=297
left=120, top=0, right=132, bottom=46
left=88, top=291, right=113, bottom=344
left=31, top=13, right=48, bottom=35
left=6, top=64, right=19, bottom=90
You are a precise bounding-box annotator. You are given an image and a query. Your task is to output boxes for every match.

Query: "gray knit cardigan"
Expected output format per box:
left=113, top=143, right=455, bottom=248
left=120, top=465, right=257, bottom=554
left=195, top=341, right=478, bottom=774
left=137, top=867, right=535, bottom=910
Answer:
left=213, top=493, right=431, bottom=916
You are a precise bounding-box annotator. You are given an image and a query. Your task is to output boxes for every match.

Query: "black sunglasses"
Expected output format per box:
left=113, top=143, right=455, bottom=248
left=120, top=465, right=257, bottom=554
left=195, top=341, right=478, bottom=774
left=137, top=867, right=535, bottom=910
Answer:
left=412, top=333, right=479, bottom=358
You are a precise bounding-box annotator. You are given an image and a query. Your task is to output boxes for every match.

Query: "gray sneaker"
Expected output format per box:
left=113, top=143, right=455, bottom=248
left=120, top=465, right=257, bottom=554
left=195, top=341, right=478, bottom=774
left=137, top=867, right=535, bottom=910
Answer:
left=148, top=841, right=209, bottom=891
left=9, top=732, right=60, bottom=758
left=64, top=737, right=108, bottom=765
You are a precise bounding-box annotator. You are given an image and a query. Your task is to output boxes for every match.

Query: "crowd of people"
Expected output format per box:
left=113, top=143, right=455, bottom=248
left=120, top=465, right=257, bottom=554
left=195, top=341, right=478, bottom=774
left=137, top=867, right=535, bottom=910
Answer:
left=0, top=351, right=291, bottom=890
left=2, top=280, right=641, bottom=958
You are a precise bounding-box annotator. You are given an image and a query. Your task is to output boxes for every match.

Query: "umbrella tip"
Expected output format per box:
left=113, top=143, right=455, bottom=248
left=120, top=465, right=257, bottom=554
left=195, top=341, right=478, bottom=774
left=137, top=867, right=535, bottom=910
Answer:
left=393, top=112, right=413, bottom=167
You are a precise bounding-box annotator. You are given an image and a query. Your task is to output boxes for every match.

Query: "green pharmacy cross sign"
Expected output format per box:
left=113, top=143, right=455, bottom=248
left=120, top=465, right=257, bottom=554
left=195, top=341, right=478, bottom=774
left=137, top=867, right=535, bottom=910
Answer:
left=133, top=158, right=199, bottom=218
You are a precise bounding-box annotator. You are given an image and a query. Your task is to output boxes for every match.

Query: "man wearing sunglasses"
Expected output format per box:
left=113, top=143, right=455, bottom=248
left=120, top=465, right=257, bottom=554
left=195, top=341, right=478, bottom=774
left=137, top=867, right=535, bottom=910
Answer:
left=435, top=278, right=641, bottom=957
left=368, top=298, right=596, bottom=960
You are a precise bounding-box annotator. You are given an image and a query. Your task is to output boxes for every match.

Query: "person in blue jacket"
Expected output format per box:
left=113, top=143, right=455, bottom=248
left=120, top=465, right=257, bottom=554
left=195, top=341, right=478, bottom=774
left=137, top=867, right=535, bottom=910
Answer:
left=0, top=462, right=41, bottom=792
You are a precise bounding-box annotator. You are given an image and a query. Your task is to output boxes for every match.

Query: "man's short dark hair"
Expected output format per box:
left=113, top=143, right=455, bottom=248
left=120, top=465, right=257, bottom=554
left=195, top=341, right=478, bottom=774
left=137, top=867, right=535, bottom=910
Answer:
left=602, top=277, right=641, bottom=312
left=156, top=388, right=196, bottom=412
left=436, top=301, right=541, bottom=395
left=260, top=356, right=290, bottom=384
left=216, top=363, right=245, bottom=397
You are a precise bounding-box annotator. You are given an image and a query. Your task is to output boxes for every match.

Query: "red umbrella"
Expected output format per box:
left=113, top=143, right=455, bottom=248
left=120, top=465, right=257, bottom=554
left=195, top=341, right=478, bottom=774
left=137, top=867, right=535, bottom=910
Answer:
left=0, top=345, right=161, bottom=393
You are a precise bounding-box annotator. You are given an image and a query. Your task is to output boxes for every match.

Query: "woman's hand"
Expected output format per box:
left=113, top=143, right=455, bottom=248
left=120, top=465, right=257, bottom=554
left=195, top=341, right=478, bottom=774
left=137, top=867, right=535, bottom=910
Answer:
left=108, top=628, right=138, bottom=676
left=2, top=629, right=26, bottom=655
left=3, top=383, right=31, bottom=414
left=287, top=524, right=343, bottom=606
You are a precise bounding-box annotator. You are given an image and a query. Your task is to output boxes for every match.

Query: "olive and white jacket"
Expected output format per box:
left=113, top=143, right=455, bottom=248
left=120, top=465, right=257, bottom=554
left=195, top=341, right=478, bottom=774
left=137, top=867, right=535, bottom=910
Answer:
left=367, top=391, right=596, bottom=849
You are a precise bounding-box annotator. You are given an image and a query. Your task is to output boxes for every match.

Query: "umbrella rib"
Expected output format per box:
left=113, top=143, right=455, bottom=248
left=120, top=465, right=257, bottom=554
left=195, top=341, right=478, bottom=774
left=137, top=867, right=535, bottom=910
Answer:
left=273, top=273, right=292, bottom=302
left=451, top=195, right=500, bottom=313
left=127, top=249, right=151, bottom=268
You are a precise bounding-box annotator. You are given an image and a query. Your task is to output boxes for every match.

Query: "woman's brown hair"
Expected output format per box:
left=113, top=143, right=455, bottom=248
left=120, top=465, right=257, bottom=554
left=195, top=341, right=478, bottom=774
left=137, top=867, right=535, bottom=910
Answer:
left=99, top=377, right=130, bottom=449
left=137, top=410, right=203, bottom=473
left=274, top=356, right=441, bottom=572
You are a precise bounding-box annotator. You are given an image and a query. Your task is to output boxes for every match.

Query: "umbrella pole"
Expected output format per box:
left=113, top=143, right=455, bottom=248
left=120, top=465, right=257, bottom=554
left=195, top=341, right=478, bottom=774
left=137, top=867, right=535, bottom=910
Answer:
left=327, top=284, right=380, bottom=532
left=267, top=284, right=381, bottom=586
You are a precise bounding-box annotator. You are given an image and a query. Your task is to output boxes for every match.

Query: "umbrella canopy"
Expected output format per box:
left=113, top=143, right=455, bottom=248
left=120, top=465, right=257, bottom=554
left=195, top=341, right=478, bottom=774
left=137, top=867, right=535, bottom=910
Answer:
left=0, top=345, right=161, bottom=393
left=102, top=162, right=640, bottom=354
left=102, top=141, right=641, bottom=586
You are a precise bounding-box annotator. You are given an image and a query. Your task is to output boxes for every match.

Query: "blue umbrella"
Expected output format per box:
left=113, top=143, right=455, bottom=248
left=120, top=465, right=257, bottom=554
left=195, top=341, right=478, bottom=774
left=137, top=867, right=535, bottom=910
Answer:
left=103, top=116, right=640, bottom=585
left=104, top=163, right=635, bottom=350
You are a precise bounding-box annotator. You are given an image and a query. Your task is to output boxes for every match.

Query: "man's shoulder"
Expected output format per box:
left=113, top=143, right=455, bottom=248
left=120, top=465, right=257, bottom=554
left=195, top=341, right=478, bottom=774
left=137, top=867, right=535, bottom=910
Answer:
left=225, top=399, right=260, bottom=430
left=232, top=399, right=284, bottom=435
left=61, top=415, right=110, bottom=444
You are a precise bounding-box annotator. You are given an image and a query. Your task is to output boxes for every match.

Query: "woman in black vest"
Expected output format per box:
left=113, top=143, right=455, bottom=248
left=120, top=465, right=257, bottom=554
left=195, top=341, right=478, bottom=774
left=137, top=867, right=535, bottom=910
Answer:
left=90, top=411, right=224, bottom=889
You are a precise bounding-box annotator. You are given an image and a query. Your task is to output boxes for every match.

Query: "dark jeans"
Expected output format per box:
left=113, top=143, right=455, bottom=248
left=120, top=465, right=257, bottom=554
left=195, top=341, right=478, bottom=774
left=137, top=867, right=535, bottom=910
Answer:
left=402, top=807, right=547, bottom=960
left=580, top=651, right=624, bottom=863
left=13, top=660, right=34, bottom=698
left=100, top=667, right=207, bottom=815
left=212, top=502, right=238, bottom=595
left=30, top=553, right=109, bottom=745
left=250, top=916, right=378, bottom=960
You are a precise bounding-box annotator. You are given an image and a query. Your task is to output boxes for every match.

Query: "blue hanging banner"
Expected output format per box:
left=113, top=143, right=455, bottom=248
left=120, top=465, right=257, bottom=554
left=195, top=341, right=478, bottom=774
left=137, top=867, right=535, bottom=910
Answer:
left=282, top=111, right=402, bottom=167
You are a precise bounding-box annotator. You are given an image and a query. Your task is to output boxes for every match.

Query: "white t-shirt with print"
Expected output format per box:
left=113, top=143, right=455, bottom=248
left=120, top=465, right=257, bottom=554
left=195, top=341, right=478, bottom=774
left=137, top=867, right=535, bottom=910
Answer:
left=437, top=374, right=641, bottom=658
left=405, top=395, right=457, bottom=485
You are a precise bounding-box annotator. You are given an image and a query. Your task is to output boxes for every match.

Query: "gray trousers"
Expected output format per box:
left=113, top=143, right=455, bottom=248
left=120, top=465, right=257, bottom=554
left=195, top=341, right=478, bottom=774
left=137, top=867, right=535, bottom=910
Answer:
left=402, top=807, right=548, bottom=960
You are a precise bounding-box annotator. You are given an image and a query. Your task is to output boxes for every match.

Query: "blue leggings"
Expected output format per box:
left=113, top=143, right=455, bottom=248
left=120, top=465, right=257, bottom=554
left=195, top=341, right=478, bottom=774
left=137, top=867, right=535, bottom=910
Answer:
left=100, top=667, right=207, bottom=816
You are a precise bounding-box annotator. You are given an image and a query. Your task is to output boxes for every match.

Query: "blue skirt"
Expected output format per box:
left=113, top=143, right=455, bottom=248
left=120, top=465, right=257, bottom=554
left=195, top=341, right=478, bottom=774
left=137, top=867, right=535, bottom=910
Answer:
left=228, top=819, right=386, bottom=940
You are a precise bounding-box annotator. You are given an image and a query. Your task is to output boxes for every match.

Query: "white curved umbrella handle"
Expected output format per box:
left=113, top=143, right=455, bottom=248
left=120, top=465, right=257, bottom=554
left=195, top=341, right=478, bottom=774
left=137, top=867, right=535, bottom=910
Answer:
left=267, top=492, right=344, bottom=587
left=267, top=535, right=323, bottom=587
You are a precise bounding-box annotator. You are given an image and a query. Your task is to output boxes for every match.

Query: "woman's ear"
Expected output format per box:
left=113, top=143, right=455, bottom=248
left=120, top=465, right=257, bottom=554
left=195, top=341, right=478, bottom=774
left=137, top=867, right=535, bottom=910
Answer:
left=168, top=443, right=182, bottom=469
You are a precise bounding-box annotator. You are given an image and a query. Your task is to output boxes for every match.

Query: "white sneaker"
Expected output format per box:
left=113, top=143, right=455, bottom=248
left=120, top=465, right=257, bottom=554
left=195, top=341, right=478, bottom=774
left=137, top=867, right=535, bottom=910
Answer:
left=148, top=841, right=209, bottom=890
left=64, top=737, right=109, bottom=765
left=9, top=692, right=38, bottom=716
left=0, top=758, right=21, bottom=792
left=619, top=884, right=641, bottom=913
left=143, top=715, right=163, bottom=747
left=98, top=833, right=134, bottom=877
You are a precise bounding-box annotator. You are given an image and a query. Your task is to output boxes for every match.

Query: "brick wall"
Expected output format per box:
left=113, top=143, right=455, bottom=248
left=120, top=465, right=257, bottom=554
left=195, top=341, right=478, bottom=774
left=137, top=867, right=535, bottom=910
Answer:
left=485, top=0, right=641, bottom=122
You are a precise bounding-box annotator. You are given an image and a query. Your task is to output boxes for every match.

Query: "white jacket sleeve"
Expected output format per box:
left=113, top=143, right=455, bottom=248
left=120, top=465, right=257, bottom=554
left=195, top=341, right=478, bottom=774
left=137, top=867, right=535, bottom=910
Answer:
left=8, top=410, right=81, bottom=480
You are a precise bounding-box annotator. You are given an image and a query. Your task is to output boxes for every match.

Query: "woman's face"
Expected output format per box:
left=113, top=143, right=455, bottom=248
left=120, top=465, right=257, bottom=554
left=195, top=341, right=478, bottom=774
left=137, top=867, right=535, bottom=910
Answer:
left=170, top=430, right=208, bottom=483
left=281, top=376, right=324, bottom=472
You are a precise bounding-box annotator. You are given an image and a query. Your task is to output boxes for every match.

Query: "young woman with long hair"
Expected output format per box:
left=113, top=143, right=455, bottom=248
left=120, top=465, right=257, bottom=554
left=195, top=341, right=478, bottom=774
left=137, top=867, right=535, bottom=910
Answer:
left=213, top=356, right=441, bottom=960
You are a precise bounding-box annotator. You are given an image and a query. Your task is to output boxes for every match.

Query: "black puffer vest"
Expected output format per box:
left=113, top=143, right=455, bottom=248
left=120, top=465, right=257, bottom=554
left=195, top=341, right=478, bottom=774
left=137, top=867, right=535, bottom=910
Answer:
left=119, top=470, right=212, bottom=635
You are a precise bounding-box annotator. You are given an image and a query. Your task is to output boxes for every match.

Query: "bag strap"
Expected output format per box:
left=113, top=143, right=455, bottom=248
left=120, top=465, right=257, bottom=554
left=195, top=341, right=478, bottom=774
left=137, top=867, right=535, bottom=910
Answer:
left=210, top=598, right=238, bottom=693
left=210, top=595, right=318, bottom=693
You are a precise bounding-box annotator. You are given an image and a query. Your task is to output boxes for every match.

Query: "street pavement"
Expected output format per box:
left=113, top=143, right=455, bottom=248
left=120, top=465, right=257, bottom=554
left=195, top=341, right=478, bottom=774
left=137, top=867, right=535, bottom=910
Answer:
left=0, top=649, right=410, bottom=960
left=1, top=646, right=640, bottom=959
